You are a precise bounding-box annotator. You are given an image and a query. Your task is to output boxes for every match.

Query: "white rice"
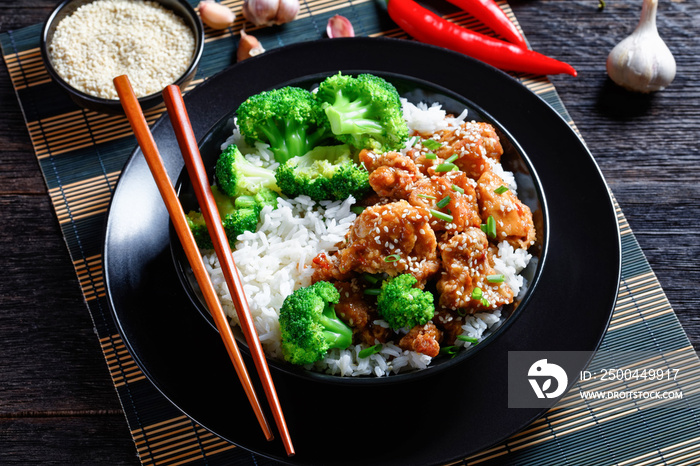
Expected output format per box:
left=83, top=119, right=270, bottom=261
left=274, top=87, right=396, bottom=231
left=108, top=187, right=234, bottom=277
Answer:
left=202, top=99, right=533, bottom=377
left=203, top=195, right=357, bottom=361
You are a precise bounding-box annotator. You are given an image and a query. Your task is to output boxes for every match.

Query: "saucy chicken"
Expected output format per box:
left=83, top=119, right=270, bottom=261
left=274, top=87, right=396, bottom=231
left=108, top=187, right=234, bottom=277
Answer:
left=312, top=119, right=536, bottom=358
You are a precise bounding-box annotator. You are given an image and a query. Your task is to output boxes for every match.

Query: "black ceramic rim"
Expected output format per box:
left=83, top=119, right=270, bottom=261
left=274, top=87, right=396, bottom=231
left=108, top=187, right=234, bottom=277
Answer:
left=103, top=37, right=621, bottom=466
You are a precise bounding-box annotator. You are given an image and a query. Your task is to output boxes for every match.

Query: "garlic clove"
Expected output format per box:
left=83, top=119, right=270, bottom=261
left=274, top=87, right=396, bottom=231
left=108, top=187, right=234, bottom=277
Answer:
left=274, top=0, right=299, bottom=25
left=198, top=0, right=236, bottom=30
left=606, top=0, right=676, bottom=93
left=237, top=30, right=266, bottom=61
left=326, top=14, right=355, bottom=38
left=242, top=0, right=299, bottom=26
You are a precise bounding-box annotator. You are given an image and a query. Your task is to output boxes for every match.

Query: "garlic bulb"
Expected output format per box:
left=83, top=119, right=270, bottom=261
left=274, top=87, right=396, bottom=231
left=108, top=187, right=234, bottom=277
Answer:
left=606, top=0, right=676, bottom=93
left=198, top=0, right=236, bottom=30
left=242, top=0, right=299, bottom=27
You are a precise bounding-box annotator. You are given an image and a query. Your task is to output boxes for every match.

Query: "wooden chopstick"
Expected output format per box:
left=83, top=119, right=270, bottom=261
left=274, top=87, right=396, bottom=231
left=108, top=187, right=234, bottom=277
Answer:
left=161, top=85, right=295, bottom=457
left=112, top=75, right=275, bottom=445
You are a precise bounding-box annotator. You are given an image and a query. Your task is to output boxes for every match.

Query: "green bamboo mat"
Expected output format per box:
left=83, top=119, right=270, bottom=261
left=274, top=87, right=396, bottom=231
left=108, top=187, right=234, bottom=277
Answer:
left=3, top=1, right=700, bottom=464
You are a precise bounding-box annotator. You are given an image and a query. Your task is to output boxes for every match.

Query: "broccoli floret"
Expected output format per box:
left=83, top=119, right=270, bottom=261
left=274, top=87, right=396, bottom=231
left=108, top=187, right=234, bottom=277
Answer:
left=224, top=207, right=259, bottom=243
left=254, top=188, right=279, bottom=210
left=185, top=211, right=212, bottom=249
left=376, top=274, right=435, bottom=329
left=215, top=144, right=280, bottom=198
left=235, top=187, right=279, bottom=212
left=185, top=186, right=268, bottom=249
left=236, top=86, right=331, bottom=164
left=275, top=144, right=370, bottom=201
left=314, top=73, right=409, bottom=152
left=278, top=281, right=353, bottom=366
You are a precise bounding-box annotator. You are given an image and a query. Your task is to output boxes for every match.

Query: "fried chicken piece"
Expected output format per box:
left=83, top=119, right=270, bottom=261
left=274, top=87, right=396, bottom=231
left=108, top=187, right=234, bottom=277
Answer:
left=436, top=227, right=514, bottom=313
left=436, top=121, right=503, bottom=180
left=398, top=322, right=443, bottom=357
left=312, top=200, right=440, bottom=285
left=408, top=148, right=440, bottom=177
left=359, top=150, right=423, bottom=199
left=475, top=170, right=536, bottom=249
left=432, top=307, right=466, bottom=346
left=408, top=171, right=481, bottom=234
left=333, top=280, right=391, bottom=346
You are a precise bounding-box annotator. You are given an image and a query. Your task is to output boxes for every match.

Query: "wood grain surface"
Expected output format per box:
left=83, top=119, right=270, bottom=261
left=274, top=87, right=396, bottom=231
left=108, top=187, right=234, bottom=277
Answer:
left=1, top=0, right=698, bottom=463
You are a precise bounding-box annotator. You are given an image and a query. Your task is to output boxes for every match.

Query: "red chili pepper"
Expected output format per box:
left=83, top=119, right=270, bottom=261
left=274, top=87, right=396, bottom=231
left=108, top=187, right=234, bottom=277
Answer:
left=387, top=0, right=577, bottom=77
left=445, top=0, right=527, bottom=48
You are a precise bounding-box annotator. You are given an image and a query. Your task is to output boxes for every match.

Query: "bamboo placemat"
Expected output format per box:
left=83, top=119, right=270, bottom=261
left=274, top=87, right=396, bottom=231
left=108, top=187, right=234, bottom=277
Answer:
left=3, top=1, right=700, bottom=464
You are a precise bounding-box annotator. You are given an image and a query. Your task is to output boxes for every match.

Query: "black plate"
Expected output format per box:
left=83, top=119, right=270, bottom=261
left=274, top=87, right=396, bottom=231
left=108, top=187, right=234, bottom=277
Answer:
left=104, top=37, right=620, bottom=465
left=171, top=70, right=547, bottom=386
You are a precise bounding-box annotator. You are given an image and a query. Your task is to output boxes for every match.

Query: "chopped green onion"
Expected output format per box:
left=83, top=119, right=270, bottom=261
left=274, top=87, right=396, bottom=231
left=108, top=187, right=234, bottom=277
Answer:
left=440, top=346, right=460, bottom=358
left=451, top=184, right=464, bottom=194
left=351, top=206, right=366, bottom=215
left=487, top=274, right=505, bottom=283
left=430, top=209, right=453, bottom=222
left=457, top=335, right=479, bottom=344
left=444, top=153, right=458, bottom=164
left=471, top=287, right=483, bottom=300
left=436, top=195, right=451, bottom=209
left=417, top=193, right=437, bottom=200
left=407, top=136, right=419, bottom=147
left=494, top=185, right=509, bottom=195
left=424, top=152, right=437, bottom=160
left=435, top=162, right=458, bottom=172
left=361, top=273, right=380, bottom=285
left=598, top=0, right=605, bottom=10
left=457, top=308, right=467, bottom=317
left=364, top=288, right=381, bottom=296
left=384, top=254, right=401, bottom=262
left=422, top=139, right=441, bottom=150
left=481, top=298, right=490, bottom=307
left=359, top=344, right=383, bottom=358
left=480, top=215, right=496, bottom=239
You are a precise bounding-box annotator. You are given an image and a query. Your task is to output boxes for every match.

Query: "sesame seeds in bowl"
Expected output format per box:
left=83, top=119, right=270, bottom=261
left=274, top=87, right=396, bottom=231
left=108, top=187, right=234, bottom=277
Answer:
left=41, top=0, right=204, bottom=113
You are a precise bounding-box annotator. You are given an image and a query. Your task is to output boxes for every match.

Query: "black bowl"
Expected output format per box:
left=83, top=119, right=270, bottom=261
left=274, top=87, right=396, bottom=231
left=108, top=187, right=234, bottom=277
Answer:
left=40, top=0, right=204, bottom=114
left=171, top=71, right=549, bottom=385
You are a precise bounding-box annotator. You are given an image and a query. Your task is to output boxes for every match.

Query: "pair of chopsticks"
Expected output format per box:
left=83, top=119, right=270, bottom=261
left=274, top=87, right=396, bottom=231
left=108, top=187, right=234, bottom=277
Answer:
left=113, top=75, right=294, bottom=457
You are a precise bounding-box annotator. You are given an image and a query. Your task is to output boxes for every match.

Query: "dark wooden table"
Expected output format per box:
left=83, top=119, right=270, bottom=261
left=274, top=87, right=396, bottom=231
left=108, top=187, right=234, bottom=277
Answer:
left=1, top=0, right=698, bottom=463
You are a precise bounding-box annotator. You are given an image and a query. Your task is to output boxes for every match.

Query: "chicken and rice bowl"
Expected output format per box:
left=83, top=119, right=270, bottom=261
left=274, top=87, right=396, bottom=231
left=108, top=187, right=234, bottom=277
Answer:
left=183, top=73, right=539, bottom=377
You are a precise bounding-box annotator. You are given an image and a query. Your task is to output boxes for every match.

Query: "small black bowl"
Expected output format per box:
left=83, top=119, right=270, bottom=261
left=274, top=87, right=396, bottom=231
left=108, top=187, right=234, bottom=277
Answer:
left=40, top=0, right=204, bottom=114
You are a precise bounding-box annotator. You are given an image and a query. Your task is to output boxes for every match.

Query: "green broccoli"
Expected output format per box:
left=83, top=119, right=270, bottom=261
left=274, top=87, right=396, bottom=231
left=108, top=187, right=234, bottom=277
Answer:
left=186, top=212, right=212, bottom=249
left=253, top=188, right=279, bottom=210
left=275, top=144, right=370, bottom=201
left=223, top=206, right=259, bottom=242
left=234, top=187, right=279, bottom=212
left=235, top=86, right=331, bottom=164
left=314, top=73, right=409, bottom=152
left=215, top=144, right=280, bottom=198
left=278, top=281, right=353, bottom=366
left=376, top=274, right=435, bottom=329
left=185, top=186, right=273, bottom=249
